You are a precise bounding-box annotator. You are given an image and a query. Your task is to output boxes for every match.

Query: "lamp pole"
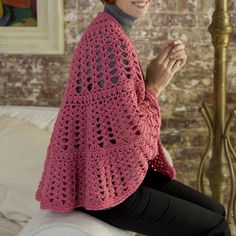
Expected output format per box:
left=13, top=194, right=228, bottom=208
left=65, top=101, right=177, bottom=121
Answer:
left=196, top=0, right=236, bottom=232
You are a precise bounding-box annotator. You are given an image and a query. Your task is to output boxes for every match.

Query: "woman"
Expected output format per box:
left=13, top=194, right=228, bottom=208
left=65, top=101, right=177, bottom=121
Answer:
left=35, top=0, right=231, bottom=235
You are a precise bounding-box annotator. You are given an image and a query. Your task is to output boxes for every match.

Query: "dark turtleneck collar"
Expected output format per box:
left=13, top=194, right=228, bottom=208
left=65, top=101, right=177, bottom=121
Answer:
left=103, top=4, right=137, bottom=36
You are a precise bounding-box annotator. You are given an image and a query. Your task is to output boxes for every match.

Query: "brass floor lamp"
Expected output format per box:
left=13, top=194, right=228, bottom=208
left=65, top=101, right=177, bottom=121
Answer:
left=196, top=0, right=236, bottom=233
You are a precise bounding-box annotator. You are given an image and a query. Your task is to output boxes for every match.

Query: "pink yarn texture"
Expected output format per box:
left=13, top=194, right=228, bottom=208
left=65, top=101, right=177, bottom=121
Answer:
left=35, top=11, right=176, bottom=212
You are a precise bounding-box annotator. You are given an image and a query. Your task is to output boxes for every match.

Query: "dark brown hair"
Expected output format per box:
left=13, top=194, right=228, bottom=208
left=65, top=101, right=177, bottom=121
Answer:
left=100, top=0, right=116, bottom=4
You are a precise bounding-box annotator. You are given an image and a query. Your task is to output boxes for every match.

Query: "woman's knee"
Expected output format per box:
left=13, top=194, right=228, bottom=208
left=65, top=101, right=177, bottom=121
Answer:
left=219, top=203, right=226, bottom=217
left=205, top=195, right=226, bottom=217
left=213, top=201, right=226, bottom=217
left=206, top=217, right=231, bottom=236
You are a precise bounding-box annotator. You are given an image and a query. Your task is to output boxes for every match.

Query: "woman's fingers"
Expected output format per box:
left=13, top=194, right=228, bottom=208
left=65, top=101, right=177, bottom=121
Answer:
left=157, top=42, right=176, bottom=64
left=171, top=43, right=185, bottom=54
left=152, top=39, right=186, bottom=74
left=168, top=59, right=177, bottom=70
left=171, top=60, right=182, bottom=73
left=179, top=55, right=187, bottom=68
left=170, top=50, right=186, bottom=60
left=159, top=40, right=185, bottom=63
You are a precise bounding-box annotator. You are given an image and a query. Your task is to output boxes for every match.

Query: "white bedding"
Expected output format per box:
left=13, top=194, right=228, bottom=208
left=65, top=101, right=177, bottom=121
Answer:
left=0, top=215, right=22, bottom=236
left=17, top=209, right=138, bottom=236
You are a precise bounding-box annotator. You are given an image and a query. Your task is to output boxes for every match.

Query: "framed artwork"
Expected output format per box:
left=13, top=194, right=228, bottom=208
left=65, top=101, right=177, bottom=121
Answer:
left=0, top=0, right=64, bottom=54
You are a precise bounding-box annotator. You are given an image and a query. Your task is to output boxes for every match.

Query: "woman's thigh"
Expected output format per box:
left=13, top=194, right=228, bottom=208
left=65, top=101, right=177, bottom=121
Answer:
left=141, top=168, right=226, bottom=216
left=77, top=185, right=230, bottom=236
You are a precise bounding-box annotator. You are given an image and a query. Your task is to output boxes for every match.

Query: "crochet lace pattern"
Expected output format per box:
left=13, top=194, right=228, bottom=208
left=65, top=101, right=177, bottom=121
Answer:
left=35, top=11, right=176, bottom=212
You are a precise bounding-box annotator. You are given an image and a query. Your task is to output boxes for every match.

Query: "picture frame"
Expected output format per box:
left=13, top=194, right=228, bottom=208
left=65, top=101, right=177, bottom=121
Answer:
left=0, top=0, right=64, bottom=55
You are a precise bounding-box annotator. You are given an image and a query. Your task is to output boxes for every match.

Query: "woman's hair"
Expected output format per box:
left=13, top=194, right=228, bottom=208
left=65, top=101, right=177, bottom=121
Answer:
left=100, top=0, right=116, bottom=4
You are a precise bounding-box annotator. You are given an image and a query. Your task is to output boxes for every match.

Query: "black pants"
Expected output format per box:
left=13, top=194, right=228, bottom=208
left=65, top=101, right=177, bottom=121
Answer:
left=76, top=168, right=231, bottom=236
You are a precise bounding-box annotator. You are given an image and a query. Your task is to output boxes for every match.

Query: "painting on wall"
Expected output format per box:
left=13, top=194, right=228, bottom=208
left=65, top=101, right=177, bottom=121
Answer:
left=0, top=0, right=64, bottom=55
left=0, top=0, right=37, bottom=27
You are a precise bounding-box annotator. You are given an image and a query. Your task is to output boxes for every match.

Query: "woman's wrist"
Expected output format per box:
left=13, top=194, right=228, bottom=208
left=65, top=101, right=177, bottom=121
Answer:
left=145, top=75, right=163, bottom=96
left=145, top=82, right=163, bottom=97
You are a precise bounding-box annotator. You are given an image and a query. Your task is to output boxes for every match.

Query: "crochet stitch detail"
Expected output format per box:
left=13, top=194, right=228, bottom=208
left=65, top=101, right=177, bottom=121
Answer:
left=35, top=11, right=176, bottom=212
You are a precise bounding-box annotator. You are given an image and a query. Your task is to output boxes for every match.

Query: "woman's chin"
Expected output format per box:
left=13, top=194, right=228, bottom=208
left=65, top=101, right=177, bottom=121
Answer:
left=130, top=11, right=146, bottom=18
left=131, top=9, right=148, bottom=18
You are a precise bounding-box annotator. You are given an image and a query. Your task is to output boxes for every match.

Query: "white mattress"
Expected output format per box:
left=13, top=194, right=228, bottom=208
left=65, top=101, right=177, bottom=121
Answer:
left=17, top=209, right=140, bottom=236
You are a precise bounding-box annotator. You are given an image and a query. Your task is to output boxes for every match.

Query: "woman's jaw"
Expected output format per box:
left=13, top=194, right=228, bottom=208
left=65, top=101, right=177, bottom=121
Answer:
left=115, top=0, right=152, bottom=18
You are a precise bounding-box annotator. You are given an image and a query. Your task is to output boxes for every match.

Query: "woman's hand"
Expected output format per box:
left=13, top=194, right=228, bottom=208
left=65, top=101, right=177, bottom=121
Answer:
left=145, top=40, right=187, bottom=96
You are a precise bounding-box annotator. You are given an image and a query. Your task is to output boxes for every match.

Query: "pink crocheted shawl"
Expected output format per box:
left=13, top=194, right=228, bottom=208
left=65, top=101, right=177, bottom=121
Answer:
left=35, top=11, right=176, bottom=212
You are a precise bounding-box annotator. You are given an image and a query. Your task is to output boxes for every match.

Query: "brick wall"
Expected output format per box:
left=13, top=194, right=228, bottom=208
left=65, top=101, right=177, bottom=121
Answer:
left=0, top=0, right=236, bottom=191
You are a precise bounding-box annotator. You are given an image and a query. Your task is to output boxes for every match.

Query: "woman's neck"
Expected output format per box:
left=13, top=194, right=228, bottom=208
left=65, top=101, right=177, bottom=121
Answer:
left=103, top=4, right=137, bottom=36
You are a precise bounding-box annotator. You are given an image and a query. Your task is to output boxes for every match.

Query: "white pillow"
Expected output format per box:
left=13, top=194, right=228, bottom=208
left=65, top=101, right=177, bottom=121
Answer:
left=0, top=115, right=51, bottom=227
left=0, top=214, right=22, bottom=236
